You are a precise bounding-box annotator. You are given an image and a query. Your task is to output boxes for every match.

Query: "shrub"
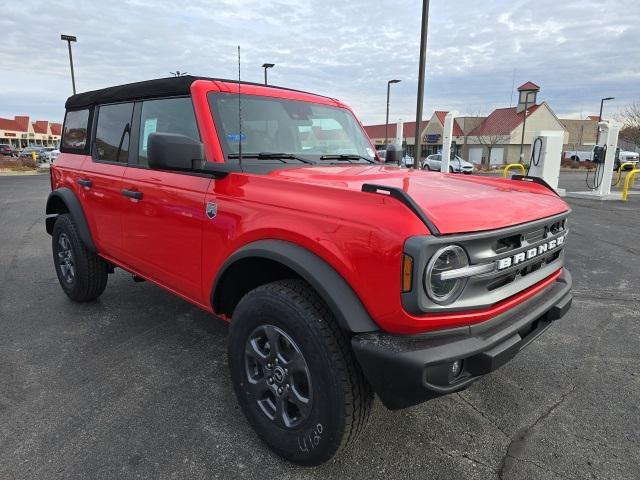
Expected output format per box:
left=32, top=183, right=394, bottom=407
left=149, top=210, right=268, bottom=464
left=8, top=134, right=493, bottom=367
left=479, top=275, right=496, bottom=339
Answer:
left=20, top=158, right=37, bottom=168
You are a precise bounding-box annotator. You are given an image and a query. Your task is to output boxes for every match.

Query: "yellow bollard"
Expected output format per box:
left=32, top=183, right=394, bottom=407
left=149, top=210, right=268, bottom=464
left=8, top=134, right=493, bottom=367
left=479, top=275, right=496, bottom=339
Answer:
left=615, top=162, right=635, bottom=188
left=503, top=163, right=526, bottom=178
left=622, top=169, right=640, bottom=201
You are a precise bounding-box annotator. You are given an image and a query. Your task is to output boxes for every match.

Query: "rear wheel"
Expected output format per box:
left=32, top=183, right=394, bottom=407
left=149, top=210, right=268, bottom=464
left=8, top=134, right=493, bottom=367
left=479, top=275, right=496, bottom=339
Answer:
left=228, top=280, right=373, bottom=465
left=52, top=214, right=108, bottom=302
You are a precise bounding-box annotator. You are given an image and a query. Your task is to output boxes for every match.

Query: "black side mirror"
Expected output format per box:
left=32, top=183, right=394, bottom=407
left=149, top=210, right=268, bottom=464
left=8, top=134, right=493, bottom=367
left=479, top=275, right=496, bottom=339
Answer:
left=148, top=133, right=204, bottom=171
left=384, top=144, right=403, bottom=164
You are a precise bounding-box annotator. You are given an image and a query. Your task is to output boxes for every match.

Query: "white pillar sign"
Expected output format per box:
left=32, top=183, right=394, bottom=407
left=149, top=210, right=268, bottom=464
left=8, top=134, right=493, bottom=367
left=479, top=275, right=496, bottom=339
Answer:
left=440, top=112, right=455, bottom=173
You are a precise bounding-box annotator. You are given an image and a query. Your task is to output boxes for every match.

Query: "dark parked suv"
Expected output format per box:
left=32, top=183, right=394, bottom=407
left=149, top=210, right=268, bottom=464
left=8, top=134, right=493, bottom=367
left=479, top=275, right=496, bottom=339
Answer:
left=0, top=144, right=16, bottom=157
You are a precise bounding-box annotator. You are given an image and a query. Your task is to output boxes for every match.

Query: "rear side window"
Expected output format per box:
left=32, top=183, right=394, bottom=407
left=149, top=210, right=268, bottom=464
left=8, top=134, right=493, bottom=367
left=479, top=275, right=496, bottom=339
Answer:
left=62, top=109, right=90, bottom=150
left=95, top=103, right=134, bottom=163
left=138, top=97, right=199, bottom=165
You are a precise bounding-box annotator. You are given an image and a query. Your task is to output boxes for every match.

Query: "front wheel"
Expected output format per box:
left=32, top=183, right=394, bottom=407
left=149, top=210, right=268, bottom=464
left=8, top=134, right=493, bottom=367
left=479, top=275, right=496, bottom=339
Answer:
left=228, top=280, right=373, bottom=465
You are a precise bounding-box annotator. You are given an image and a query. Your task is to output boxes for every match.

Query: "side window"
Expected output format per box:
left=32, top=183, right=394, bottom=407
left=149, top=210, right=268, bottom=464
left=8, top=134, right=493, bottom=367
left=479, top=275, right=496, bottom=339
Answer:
left=138, top=97, right=199, bottom=165
left=95, top=103, right=134, bottom=163
left=62, top=109, right=90, bottom=150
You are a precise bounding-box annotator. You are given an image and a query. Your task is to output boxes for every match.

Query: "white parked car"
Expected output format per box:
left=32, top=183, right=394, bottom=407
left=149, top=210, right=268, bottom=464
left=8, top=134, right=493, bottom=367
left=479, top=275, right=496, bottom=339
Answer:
left=423, top=154, right=474, bottom=174
left=42, top=147, right=60, bottom=163
left=564, top=148, right=595, bottom=162
left=401, top=155, right=414, bottom=168
left=565, top=146, right=639, bottom=170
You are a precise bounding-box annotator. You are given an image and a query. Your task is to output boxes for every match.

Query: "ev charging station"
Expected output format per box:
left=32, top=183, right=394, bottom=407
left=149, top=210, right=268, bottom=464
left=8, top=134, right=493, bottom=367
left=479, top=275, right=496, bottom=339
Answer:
left=440, top=112, right=456, bottom=173
left=566, top=120, right=623, bottom=200
left=395, top=119, right=404, bottom=147
left=528, top=130, right=565, bottom=195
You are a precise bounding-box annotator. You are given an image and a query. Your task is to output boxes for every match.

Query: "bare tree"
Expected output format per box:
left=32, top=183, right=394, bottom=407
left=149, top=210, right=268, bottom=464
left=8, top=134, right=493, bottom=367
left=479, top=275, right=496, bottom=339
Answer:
left=617, top=102, right=640, bottom=147
left=475, top=133, right=510, bottom=166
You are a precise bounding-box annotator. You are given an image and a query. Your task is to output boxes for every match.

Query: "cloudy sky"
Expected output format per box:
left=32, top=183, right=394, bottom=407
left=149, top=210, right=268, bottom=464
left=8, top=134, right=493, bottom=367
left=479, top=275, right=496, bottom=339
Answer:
left=1, top=0, right=638, bottom=124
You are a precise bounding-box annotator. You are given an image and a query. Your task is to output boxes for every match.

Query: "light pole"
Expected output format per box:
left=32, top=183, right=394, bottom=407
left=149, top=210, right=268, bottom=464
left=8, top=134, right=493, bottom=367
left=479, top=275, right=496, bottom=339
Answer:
left=60, top=34, right=77, bottom=94
left=413, top=0, right=430, bottom=168
left=262, top=63, right=275, bottom=85
left=518, top=91, right=535, bottom=163
left=385, top=79, right=401, bottom=146
left=596, top=96, right=615, bottom=144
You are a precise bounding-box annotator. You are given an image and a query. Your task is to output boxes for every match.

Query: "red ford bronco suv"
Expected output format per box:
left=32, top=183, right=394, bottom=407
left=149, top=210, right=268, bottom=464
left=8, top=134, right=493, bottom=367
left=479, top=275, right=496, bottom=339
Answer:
left=46, top=76, right=572, bottom=465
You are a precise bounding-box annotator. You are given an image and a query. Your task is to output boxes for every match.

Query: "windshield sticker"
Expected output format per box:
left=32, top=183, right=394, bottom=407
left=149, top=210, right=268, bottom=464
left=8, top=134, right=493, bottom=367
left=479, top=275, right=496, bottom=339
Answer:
left=366, top=147, right=375, bottom=157
left=142, top=118, right=158, bottom=151
left=226, top=133, right=246, bottom=142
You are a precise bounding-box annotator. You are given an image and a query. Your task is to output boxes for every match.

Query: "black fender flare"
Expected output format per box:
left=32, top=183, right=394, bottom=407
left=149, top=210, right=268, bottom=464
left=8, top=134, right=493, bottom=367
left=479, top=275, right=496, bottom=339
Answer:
left=45, top=187, right=96, bottom=252
left=212, top=240, right=380, bottom=333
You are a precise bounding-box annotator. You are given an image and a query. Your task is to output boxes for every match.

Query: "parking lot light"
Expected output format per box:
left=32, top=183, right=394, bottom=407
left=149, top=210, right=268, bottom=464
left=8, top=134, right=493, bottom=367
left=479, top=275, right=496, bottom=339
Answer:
left=414, top=0, right=430, bottom=168
left=385, top=79, right=401, bottom=146
left=60, top=34, right=77, bottom=95
left=262, top=63, right=275, bottom=85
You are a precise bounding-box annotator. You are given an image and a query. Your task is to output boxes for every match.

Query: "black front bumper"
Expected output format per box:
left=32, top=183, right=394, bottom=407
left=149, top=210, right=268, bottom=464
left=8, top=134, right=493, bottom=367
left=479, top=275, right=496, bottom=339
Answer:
left=352, top=269, right=572, bottom=410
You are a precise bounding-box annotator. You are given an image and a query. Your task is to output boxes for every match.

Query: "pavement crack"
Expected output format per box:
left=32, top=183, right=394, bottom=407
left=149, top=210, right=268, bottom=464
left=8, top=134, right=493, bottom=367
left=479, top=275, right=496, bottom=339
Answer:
left=456, top=393, right=509, bottom=439
left=498, top=386, right=575, bottom=480
left=435, top=445, right=499, bottom=473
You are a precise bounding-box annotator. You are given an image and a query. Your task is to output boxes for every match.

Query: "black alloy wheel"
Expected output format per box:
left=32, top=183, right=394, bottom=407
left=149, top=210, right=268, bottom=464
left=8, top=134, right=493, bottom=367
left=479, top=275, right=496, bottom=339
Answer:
left=244, top=324, right=313, bottom=429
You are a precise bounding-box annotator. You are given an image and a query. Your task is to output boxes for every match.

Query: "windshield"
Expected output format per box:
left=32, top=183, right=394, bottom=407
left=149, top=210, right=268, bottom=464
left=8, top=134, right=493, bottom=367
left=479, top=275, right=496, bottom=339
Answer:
left=209, top=93, right=378, bottom=163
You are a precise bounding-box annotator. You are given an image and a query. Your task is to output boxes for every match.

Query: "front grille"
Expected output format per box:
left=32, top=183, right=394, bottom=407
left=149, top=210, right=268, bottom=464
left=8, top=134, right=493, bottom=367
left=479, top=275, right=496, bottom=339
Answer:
left=402, top=212, right=569, bottom=314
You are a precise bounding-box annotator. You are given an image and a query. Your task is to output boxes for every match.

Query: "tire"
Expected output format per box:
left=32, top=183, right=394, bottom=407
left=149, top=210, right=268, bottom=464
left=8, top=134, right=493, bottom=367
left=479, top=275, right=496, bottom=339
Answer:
left=449, top=166, right=454, bottom=173
left=52, top=214, right=108, bottom=302
left=228, top=279, right=373, bottom=466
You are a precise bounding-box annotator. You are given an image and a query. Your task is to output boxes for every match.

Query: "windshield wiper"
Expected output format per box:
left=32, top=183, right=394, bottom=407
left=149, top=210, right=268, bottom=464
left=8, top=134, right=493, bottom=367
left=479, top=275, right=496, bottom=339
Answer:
left=319, top=154, right=376, bottom=163
left=228, top=152, right=315, bottom=164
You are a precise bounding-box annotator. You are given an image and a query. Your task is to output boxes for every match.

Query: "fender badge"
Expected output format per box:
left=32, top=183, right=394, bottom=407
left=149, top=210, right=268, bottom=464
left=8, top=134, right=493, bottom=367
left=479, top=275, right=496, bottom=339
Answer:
left=206, top=201, right=218, bottom=219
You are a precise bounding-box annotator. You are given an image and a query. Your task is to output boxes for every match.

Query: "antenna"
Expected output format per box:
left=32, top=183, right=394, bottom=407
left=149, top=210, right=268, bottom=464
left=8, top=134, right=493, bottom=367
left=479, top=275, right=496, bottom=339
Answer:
left=237, top=45, right=243, bottom=166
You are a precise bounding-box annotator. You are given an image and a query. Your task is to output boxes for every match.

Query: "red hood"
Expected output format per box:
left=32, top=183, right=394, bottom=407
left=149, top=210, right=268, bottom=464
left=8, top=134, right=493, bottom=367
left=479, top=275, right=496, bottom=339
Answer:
left=267, top=165, right=569, bottom=234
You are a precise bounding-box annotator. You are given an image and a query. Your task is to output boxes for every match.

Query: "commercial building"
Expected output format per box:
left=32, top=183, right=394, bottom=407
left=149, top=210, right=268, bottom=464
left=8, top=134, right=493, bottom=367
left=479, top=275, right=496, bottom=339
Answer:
left=363, top=81, right=610, bottom=165
left=0, top=116, right=62, bottom=149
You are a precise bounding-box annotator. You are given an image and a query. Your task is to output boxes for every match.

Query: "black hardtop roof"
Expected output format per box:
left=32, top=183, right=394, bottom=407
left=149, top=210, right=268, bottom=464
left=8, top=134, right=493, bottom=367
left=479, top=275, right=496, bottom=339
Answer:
left=64, top=75, right=335, bottom=109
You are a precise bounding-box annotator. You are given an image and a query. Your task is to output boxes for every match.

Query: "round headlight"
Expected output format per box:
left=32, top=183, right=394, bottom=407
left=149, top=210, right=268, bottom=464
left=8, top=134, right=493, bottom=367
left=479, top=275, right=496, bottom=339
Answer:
left=425, top=245, right=469, bottom=304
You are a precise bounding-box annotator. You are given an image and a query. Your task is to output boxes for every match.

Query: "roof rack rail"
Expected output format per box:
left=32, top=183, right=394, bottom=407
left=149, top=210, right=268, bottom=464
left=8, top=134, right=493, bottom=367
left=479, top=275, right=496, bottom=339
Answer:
left=361, top=183, right=440, bottom=235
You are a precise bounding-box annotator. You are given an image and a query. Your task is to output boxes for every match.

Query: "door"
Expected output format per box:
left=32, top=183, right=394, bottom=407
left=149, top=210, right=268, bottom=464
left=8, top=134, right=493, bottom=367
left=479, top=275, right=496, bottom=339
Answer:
left=429, top=154, right=441, bottom=170
left=469, top=147, right=482, bottom=164
left=78, top=102, right=134, bottom=257
left=490, top=147, right=504, bottom=165
left=120, top=97, right=211, bottom=302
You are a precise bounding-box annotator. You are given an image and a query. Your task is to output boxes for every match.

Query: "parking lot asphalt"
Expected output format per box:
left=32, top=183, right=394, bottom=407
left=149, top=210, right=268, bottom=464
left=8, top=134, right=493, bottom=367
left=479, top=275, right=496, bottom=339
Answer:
left=0, top=172, right=638, bottom=480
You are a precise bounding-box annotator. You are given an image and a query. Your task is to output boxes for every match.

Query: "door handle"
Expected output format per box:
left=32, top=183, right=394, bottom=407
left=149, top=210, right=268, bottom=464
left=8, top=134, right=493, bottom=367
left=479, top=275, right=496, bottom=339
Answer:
left=122, top=189, right=143, bottom=200
left=77, top=178, right=92, bottom=188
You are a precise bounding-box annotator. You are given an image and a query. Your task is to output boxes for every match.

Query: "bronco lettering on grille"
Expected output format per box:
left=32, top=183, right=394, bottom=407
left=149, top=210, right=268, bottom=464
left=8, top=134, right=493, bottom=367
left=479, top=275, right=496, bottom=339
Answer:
left=497, top=234, right=566, bottom=271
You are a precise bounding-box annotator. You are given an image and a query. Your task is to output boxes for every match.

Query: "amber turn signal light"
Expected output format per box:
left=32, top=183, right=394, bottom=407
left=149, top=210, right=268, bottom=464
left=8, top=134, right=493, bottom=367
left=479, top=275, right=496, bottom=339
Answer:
left=402, top=254, right=413, bottom=293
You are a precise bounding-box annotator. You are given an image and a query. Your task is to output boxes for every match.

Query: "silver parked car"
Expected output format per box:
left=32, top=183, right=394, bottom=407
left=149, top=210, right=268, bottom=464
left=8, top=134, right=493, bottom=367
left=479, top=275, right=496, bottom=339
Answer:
left=42, top=148, right=60, bottom=163
left=423, top=154, right=474, bottom=174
